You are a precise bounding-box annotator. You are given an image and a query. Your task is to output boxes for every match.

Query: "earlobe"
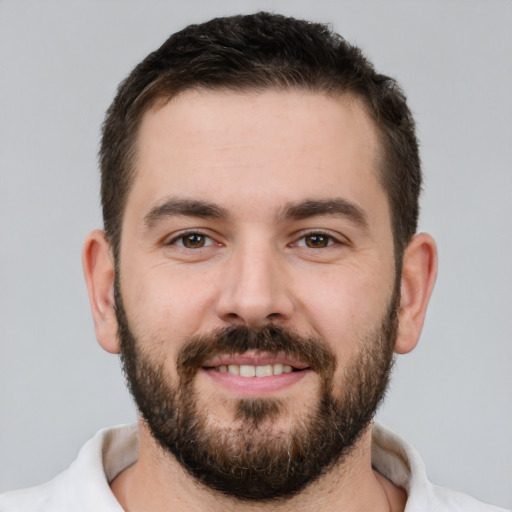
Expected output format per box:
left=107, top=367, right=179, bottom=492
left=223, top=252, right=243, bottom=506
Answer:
left=394, top=233, right=438, bottom=355
left=82, top=230, right=120, bottom=354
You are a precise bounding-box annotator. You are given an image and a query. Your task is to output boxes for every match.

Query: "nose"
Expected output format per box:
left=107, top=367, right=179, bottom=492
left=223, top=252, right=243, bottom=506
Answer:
left=215, top=238, right=294, bottom=327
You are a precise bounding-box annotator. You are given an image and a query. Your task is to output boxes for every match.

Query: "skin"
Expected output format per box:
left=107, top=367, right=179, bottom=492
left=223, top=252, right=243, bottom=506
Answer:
left=83, top=89, right=437, bottom=512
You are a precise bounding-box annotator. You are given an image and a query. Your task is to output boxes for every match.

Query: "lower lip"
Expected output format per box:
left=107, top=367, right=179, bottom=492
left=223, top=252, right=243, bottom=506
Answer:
left=201, top=368, right=310, bottom=396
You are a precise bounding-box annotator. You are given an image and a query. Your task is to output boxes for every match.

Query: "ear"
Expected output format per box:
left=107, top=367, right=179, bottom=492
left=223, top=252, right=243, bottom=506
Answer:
left=82, top=230, right=120, bottom=354
left=394, top=233, right=438, bottom=355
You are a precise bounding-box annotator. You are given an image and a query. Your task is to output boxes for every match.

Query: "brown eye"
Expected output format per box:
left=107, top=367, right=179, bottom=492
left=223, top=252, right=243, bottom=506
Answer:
left=304, top=234, right=331, bottom=248
left=178, top=233, right=208, bottom=248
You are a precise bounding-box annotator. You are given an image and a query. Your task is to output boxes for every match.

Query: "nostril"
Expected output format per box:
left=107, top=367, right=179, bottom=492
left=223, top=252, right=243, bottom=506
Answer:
left=223, top=312, right=243, bottom=323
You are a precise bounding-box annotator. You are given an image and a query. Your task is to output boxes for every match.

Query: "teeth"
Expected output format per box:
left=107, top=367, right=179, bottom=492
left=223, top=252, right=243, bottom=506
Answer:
left=240, top=365, right=256, bottom=377
left=255, top=365, right=273, bottom=377
left=273, top=363, right=284, bottom=375
left=214, top=363, right=295, bottom=377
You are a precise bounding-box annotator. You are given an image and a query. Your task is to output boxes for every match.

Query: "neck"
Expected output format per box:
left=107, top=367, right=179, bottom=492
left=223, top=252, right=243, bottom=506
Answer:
left=110, top=420, right=406, bottom=512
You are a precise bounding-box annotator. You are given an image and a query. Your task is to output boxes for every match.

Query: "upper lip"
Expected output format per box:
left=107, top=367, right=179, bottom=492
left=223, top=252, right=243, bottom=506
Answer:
left=202, top=351, right=310, bottom=370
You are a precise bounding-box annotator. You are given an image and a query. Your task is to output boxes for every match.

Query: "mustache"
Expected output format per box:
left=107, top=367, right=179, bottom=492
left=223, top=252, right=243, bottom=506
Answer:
left=177, top=325, right=336, bottom=380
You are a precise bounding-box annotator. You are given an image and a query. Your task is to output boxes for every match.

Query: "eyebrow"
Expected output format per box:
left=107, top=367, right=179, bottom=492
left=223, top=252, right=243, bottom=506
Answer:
left=281, top=198, right=368, bottom=228
left=144, top=198, right=229, bottom=228
left=144, top=196, right=368, bottom=230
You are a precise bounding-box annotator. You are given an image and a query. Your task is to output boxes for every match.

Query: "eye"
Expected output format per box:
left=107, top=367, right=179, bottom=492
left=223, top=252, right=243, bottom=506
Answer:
left=294, top=232, right=338, bottom=248
left=170, top=232, right=214, bottom=249
left=304, top=234, right=332, bottom=248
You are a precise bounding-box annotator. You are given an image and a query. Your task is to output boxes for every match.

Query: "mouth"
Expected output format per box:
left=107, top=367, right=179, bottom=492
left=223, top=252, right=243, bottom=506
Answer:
left=205, top=363, right=306, bottom=377
left=203, top=352, right=310, bottom=375
left=200, top=353, right=311, bottom=395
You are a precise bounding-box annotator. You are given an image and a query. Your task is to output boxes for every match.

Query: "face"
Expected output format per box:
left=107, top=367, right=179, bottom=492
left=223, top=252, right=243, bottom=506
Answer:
left=116, top=89, right=399, bottom=499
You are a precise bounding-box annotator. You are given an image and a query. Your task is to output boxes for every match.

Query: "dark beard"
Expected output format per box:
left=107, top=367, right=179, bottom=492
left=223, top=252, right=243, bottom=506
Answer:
left=115, top=282, right=398, bottom=502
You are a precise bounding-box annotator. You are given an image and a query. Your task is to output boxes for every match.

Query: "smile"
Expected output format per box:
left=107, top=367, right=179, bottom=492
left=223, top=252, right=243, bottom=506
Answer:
left=201, top=354, right=311, bottom=394
left=211, top=363, right=294, bottom=377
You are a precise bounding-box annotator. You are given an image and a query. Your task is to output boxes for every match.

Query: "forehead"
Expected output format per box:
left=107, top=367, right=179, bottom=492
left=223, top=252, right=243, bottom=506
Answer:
left=127, top=89, right=387, bottom=224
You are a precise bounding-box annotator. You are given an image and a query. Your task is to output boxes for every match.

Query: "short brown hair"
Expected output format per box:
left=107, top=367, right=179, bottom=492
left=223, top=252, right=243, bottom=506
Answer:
left=100, top=12, right=421, bottom=265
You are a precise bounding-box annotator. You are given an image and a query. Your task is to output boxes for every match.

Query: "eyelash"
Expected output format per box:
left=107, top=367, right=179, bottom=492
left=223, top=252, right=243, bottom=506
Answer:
left=167, top=230, right=216, bottom=249
left=291, top=231, right=343, bottom=249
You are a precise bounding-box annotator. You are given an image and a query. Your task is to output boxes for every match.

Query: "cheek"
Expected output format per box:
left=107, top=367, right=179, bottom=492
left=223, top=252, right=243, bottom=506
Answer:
left=120, top=261, right=220, bottom=353
left=293, top=263, right=394, bottom=358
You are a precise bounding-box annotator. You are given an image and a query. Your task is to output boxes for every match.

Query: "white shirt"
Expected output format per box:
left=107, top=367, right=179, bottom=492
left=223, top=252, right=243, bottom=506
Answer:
left=0, top=423, right=507, bottom=511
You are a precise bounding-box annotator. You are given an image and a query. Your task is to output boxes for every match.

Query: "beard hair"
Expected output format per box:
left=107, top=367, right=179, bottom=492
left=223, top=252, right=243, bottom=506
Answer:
left=115, top=279, right=399, bottom=501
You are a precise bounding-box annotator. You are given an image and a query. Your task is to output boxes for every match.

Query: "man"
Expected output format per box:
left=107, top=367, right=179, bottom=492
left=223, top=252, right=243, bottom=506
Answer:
left=0, top=12, right=507, bottom=512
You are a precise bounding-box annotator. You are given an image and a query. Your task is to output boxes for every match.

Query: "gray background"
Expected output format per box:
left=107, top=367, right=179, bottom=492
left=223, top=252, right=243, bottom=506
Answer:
left=1, top=1, right=511, bottom=509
